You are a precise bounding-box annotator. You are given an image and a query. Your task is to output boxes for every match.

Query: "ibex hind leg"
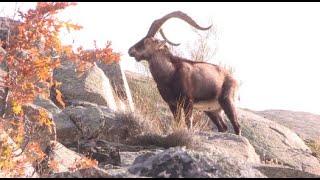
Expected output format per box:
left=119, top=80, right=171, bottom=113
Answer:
left=219, top=78, right=241, bottom=135
left=204, top=111, right=227, bottom=132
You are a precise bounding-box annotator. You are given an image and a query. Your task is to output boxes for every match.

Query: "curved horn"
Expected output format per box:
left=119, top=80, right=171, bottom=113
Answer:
left=147, top=11, right=212, bottom=37
left=159, top=28, right=180, bottom=46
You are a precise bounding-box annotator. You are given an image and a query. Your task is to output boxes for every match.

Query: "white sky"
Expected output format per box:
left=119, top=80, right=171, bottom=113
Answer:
left=1, top=2, right=320, bottom=115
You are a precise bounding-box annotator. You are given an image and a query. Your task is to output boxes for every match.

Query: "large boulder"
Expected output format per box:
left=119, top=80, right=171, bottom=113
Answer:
left=21, top=104, right=56, bottom=151
left=53, top=60, right=117, bottom=111
left=226, top=109, right=320, bottom=175
left=195, top=132, right=260, bottom=164
left=40, top=141, right=109, bottom=178
left=33, top=96, right=77, bottom=145
left=90, top=131, right=262, bottom=178
left=61, top=102, right=116, bottom=141
left=253, top=109, right=320, bottom=140
left=60, top=102, right=152, bottom=144
left=97, top=62, right=135, bottom=112
left=34, top=95, right=62, bottom=115
left=128, top=147, right=266, bottom=178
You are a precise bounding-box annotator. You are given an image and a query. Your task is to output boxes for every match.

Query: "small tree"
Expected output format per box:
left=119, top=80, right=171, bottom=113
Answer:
left=0, top=2, right=120, bottom=176
left=187, top=25, right=217, bottom=62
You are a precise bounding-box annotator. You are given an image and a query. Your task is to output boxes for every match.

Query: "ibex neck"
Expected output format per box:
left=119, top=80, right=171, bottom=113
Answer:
left=149, top=51, right=175, bottom=84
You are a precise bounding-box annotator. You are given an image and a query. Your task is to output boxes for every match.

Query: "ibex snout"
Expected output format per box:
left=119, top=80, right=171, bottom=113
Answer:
left=128, top=47, right=135, bottom=57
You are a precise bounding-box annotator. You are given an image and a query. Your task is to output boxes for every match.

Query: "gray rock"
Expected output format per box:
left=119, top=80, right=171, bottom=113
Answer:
left=195, top=132, right=260, bottom=164
left=32, top=95, right=77, bottom=145
left=41, top=141, right=109, bottom=178
left=62, top=103, right=116, bottom=140
left=255, top=164, right=320, bottom=178
left=53, top=111, right=77, bottom=144
left=61, top=103, right=151, bottom=144
left=226, top=109, right=320, bottom=175
left=97, top=62, right=135, bottom=112
left=22, top=103, right=56, bottom=151
left=128, top=147, right=266, bottom=178
left=254, top=109, right=320, bottom=141
left=53, top=60, right=117, bottom=110
left=47, top=168, right=110, bottom=178
left=34, top=95, right=62, bottom=115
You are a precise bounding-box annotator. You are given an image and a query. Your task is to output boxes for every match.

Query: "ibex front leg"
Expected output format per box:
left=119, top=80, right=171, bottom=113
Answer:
left=183, top=99, right=194, bottom=129
left=169, top=104, right=182, bottom=123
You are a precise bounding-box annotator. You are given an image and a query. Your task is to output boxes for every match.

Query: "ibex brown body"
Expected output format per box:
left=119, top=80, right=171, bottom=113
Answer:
left=128, top=11, right=241, bottom=135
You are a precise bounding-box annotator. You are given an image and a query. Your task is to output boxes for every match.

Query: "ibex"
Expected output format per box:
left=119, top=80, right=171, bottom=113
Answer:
left=128, top=11, right=241, bottom=135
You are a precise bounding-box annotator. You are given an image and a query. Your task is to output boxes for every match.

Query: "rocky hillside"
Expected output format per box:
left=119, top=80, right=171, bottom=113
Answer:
left=254, top=110, right=320, bottom=141
left=1, top=65, right=320, bottom=178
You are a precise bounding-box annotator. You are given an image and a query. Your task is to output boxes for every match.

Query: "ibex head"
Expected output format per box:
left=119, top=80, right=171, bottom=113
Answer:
left=128, top=11, right=212, bottom=62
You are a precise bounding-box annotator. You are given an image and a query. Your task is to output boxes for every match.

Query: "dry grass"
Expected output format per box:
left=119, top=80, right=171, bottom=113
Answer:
left=305, top=138, right=320, bottom=160
left=105, top=111, right=162, bottom=144
left=127, top=129, right=200, bottom=149
left=124, top=71, right=214, bottom=149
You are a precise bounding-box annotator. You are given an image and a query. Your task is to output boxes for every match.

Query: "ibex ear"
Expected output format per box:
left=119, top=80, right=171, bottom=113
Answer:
left=158, top=40, right=167, bottom=49
left=143, top=38, right=150, bottom=44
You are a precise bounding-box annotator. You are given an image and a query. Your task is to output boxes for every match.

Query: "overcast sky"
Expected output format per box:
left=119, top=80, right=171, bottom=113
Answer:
left=1, top=2, right=320, bottom=115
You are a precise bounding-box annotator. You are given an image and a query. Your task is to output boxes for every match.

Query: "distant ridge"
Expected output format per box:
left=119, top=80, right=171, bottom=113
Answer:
left=254, top=109, right=320, bottom=140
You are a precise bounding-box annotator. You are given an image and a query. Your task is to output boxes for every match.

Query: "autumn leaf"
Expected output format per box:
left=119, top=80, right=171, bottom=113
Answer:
left=55, top=88, right=65, bottom=109
left=38, top=108, right=53, bottom=128
left=12, top=101, right=22, bottom=115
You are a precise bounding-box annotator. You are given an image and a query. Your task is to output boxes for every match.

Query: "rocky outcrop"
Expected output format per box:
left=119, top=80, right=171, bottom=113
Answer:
left=22, top=104, right=56, bottom=151
left=226, top=109, right=320, bottom=175
left=97, top=62, right=135, bottom=112
left=128, top=147, right=266, bottom=178
left=40, top=141, right=109, bottom=178
left=53, top=61, right=117, bottom=110
left=61, top=102, right=116, bottom=141
left=195, top=132, right=260, bottom=164
left=254, top=109, right=320, bottom=140
left=59, top=102, right=152, bottom=144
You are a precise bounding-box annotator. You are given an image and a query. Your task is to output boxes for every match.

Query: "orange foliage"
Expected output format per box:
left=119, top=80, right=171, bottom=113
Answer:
left=3, top=2, right=120, bottom=110
left=0, top=2, right=120, bottom=176
left=68, top=157, right=98, bottom=172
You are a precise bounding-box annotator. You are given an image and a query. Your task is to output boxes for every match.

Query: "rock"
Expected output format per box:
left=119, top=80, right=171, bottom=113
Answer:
left=40, top=141, right=109, bottom=178
left=253, top=109, right=320, bottom=140
left=68, top=139, right=122, bottom=166
left=0, top=129, right=38, bottom=178
left=22, top=104, right=56, bottom=151
left=0, top=67, right=7, bottom=116
left=128, top=147, right=266, bottom=178
left=195, top=132, right=260, bottom=164
left=34, top=95, right=62, bottom=115
left=255, top=164, right=320, bottom=178
left=61, top=103, right=151, bottom=144
left=33, top=95, right=77, bottom=145
left=47, top=168, right=109, bottom=178
left=97, top=62, right=135, bottom=112
left=52, top=111, right=77, bottom=145
left=227, top=109, right=320, bottom=175
left=53, top=60, right=117, bottom=111
left=61, top=102, right=116, bottom=140
left=129, top=130, right=260, bottom=164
